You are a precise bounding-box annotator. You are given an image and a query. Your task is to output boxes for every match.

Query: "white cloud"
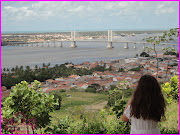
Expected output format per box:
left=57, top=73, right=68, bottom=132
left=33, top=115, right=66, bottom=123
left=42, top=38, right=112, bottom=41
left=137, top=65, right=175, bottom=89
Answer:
left=2, top=1, right=179, bottom=22
left=155, top=2, right=178, bottom=15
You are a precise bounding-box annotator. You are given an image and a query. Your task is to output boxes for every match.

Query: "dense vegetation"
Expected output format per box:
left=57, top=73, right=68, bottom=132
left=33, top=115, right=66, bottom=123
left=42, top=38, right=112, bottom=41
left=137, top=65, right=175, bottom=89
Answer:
left=1, top=80, right=58, bottom=134
left=44, top=76, right=179, bottom=134
left=1, top=76, right=179, bottom=134
left=1, top=63, right=112, bottom=89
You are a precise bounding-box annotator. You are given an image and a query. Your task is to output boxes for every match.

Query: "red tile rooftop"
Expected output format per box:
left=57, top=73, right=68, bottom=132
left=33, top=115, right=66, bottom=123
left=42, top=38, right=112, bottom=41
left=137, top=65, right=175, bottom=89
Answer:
left=1, top=86, right=7, bottom=91
left=69, top=75, right=80, bottom=78
left=62, top=81, right=71, bottom=84
left=45, top=88, right=62, bottom=93
left=77, top=83, right=89, bottom=87
left=89, top=63, right=98, bottom=69
left=1, top=90, right=10, bottom=98
left=55, top=78, right=64, bottom=80
left=99, top=61, right=105, bottom=64
left=51, top=80, right=64, bottom=84
left=64, top=77, right=71, bottom=80
left=46, top=79, right=54, bottom=82
left=93, top=71, right=103, bottom=74
left=58, top=85, right=71, bottom=90
left=83, top=62, right=90, bottom=65
left=168, top=66, right=176, bottom=69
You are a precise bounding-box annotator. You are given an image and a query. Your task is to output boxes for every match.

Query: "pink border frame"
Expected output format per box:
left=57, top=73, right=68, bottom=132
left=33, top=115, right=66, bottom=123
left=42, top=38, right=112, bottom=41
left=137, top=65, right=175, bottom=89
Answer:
left=0, top=1, right=179, bottom=135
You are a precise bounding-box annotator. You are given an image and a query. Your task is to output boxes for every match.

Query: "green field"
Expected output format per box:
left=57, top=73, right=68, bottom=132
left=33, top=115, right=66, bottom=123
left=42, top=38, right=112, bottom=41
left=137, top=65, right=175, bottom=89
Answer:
left=50, top=92, right=108, bottom=125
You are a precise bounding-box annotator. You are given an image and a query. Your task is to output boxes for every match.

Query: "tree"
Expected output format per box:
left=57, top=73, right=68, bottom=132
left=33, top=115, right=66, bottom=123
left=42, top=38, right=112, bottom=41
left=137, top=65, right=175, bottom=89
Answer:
left=26, top=65, right=30, bottom=71
left=47, top=63, right=51, bottom=67
left=118, top=68, right=124, bottom=72
left=11, top=68, right=15, bottom=72
left=35, top=65, right=38, bottom=70
left=1, top=80, right=58, bottom=133
left=6, top=68, right=10, bottom=72
left=43, top=63, right=46, bottom=67
left=85, top=87, right=96, bottom=93
left=143, top=28, right=179, bottom=78
left=15, top=65, right=19, bottom=71
left=89, top=83, right=100, bottom=90
left=140, top=52, right=150, bottom=57
left=161, top=75, right=179, bottom=104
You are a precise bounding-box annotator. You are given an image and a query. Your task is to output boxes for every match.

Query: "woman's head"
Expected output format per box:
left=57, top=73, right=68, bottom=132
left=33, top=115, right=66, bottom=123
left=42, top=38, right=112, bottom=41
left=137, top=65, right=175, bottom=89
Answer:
left=130, top=74, right=166, bottom=121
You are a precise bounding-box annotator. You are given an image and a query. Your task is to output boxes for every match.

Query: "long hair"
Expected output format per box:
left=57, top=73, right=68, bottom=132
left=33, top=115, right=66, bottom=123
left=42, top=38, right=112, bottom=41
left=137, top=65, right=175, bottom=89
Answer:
left=130, top=74, right=166, bottom=121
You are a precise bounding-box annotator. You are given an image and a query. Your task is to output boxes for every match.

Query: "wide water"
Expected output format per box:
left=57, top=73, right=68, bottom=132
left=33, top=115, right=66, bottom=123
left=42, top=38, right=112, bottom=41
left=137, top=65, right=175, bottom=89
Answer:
left=1, top=33, right=179, bottom=69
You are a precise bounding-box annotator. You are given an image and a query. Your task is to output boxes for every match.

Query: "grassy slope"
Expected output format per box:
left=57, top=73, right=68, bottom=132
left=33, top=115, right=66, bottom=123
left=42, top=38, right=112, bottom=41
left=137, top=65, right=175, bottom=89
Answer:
left=160, top=101, right=179, bottom=130
left=50, top=92, right=108, bottom=125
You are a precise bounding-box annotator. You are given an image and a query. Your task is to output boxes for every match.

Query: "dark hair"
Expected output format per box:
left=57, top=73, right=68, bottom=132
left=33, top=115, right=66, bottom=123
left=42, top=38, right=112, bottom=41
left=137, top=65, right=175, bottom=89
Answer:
left=130, top=74, right=166, bottom=121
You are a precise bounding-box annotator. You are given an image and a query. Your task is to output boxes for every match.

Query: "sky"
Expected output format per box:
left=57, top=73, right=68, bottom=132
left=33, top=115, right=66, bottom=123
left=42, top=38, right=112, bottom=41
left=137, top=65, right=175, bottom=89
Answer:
left=1, top=1, right=179, bottom=32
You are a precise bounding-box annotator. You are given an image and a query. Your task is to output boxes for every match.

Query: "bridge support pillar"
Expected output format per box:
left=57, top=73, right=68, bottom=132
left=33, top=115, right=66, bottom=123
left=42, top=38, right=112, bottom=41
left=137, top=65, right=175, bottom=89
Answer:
left=70, top=41, right=77, bottom=48
left=162, top=44, right=166, bottom=50
left=143, top=43, right=145, bottom=49
left=107, top=42, right=113, bottom=49
left=58, top=41, right=63, bottom=47
left=172, top=45, right=175, bottom=50
left=124, top=42, right=129, bottom=49
left=47, top=42, right=50, bottom=47
left=134, top=43, right=137, bottom=49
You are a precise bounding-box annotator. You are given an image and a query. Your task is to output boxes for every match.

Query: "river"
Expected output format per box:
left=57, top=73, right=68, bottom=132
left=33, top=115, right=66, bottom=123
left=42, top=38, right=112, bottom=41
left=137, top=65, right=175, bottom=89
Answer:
left=1, top=33, right=179, bottom=69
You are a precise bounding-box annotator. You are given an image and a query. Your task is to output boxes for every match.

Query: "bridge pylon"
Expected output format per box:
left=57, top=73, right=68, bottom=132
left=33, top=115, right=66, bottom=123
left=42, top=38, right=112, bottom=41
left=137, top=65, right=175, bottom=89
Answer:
left=134, top=43, right=137, bottom=49
left=143, top=43, right=145, bottom=49
left=70, top=31, right=77, bottom=48
left=107, top=30, right=114, bottom=49
left=124, top=42, right=129, bottom=49
left=58, top=41, right=63, bottom=47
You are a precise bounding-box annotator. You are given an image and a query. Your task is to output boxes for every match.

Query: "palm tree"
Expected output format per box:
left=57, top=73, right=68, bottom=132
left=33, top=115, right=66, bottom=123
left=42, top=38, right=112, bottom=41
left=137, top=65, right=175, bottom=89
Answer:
left=7, top=68, right=10, bottom=73
left=35, top=65, right=38, bottom=70
left=15, top=65, right=19, bottom=71
left=43, top=63, right=46, bottom=67
left=20, top=66, right=23, bottom=71
left=47, top=63, right=51, bottom=67
left=26, top=65, right=30, bottom=71
left=11, top=68, right=15, bottom=72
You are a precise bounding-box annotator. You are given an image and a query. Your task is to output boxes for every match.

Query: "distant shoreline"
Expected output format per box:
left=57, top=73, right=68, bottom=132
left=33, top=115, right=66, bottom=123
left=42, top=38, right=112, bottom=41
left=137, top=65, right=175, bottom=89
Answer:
left=1, top=29, right=168, bottom=35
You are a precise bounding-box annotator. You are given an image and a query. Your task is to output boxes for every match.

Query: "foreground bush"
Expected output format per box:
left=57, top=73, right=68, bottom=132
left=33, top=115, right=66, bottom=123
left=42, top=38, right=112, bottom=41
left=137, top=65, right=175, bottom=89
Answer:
left=1, top=80, right=58, bottom=134
left=45, top=106, right=130, bottom=134
left=161, top=75, right=179, bottom=104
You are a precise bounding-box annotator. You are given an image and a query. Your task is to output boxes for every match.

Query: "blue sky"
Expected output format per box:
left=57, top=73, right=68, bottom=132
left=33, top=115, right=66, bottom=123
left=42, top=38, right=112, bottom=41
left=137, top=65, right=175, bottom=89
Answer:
left=1, top=1, right=179, bottom=32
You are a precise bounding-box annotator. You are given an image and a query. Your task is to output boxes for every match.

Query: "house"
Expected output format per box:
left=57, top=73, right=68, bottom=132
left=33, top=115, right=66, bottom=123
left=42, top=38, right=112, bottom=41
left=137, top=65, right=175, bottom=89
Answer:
left=68, top=75, right=80, bottom=80
left=77, top=83, right=89, bottom=89
left=74, top=64, right=83, bottom=69
left=89, top=62, right=98, bottom=69
left=55, top=78, right=64, bottom=81
left=65, top=64, right=74, bottom=68
left=1, top=86, right=7, bottom=92
left=1, top=90, right=10, bottom=98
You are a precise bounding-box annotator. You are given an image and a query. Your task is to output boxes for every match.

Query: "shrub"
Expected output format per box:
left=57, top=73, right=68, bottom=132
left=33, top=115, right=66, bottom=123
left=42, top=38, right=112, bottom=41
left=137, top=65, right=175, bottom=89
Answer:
left=119, top=68, right=124, bottom=72
left=69, top=87, right=85, bottom=92
left=140, top=52, right=150, bottom=57
left=129, top=66, right=142, bottom=71
left=176, top=52, right=179, bottom=57
left=164, top=51, right=177, bottom=55
left=85, top=87, right=96, bottom=93
left=44, top=107, right=130, bottom=134
left=159, top=126, right=179, bottom=134
left=161, top=75, right=179, bottom=104
left=1, top=80, right=58, bottom=134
